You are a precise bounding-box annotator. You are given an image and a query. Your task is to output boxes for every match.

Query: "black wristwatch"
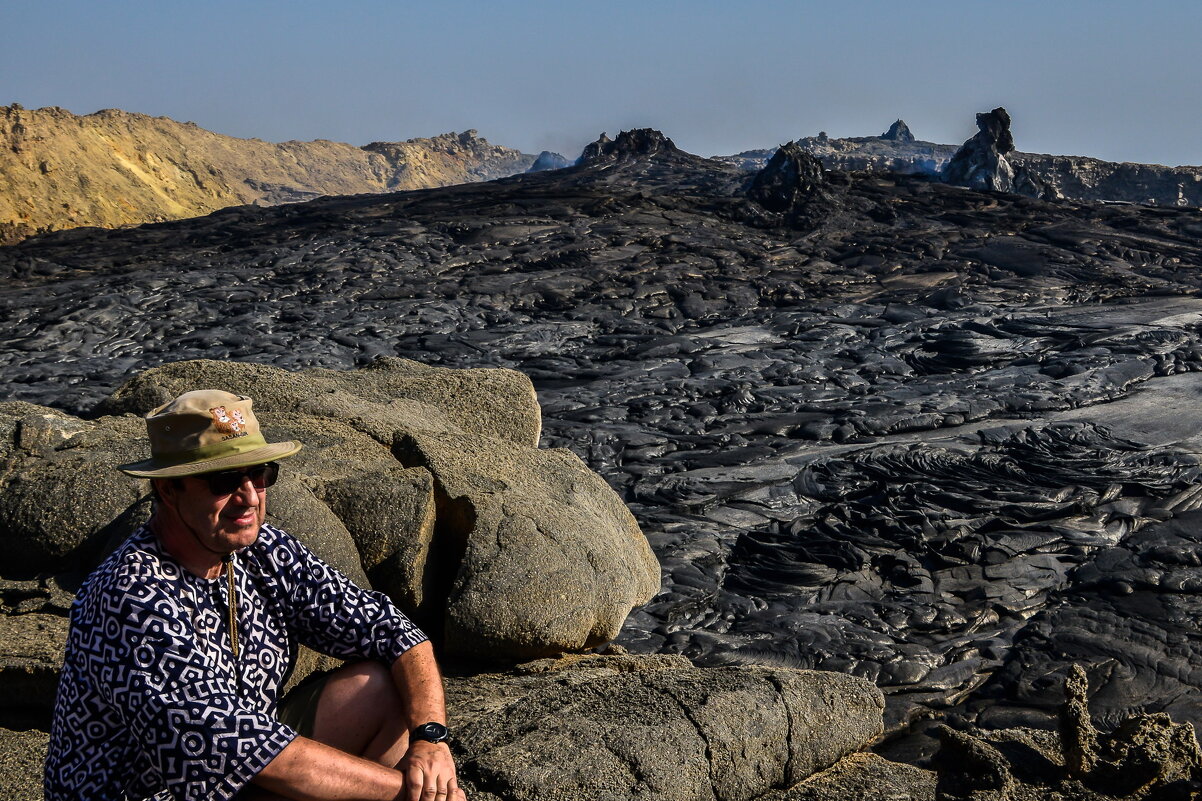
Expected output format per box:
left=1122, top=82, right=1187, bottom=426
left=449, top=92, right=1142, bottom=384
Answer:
left=412, top=722, right=450, bottom=744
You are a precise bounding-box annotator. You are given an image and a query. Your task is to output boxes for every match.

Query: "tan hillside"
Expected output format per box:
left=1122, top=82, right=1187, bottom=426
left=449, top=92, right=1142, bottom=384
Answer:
left=363, top=131, right=544, bottom=190
left=0, top=104, right=536, bottom=244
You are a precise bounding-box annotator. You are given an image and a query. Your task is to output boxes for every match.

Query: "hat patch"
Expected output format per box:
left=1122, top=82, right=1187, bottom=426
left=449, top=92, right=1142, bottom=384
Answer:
left=210, top=406, right=250, bottom=440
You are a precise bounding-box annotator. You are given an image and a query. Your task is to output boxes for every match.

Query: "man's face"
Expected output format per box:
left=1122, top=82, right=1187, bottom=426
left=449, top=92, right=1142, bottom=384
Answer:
left=163, top=470, right=267, bottom=553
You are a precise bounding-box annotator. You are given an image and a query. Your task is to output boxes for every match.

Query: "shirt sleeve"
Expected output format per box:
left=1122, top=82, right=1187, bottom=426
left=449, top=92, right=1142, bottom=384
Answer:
left=87, top=569, right=296, bottom=801
left=263, top=524, right=429, bottom=665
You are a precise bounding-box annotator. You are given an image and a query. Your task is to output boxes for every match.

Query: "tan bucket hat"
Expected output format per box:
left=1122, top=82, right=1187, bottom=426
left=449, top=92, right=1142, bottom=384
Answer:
left=118, top=389, right=302, bottom=478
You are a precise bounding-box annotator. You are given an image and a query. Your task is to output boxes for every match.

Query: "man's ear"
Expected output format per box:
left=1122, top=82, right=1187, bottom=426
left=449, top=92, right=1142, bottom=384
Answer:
left=153, top=477, right=179, bottom=508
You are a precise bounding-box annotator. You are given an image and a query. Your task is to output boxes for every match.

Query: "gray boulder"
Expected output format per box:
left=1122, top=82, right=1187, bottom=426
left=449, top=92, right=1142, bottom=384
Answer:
left=0, top=403, right=148, bottom=576
left=317, top=465, right=437, bottom=618
left=445, top=654, right=886, bottom=801
left=0, top=400, right=376, bottom=587
left=265, top=475, right=371, bottom=588
left=99, top=356, right=543, bottom=448
left=395, top=426, right=660, bottom=662
left=102, top=358, right=658, bottom=661
left=0, top=652, right=900, bottom=800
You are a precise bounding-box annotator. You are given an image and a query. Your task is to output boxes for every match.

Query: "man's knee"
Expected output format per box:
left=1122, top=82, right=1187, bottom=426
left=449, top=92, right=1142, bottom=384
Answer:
left=324, top=660, right=403, bottom=713
left=343, top=659, right=392, bottom=687
left=311, top=660, right=409, bottom=764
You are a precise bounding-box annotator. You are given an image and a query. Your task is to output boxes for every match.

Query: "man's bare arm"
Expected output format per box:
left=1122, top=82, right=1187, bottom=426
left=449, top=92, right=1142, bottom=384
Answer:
left=254, top=736, right=404, bottom=800
left=392, top=641, right=448, bottom=729
left=392, top=641, right=462, bottom=800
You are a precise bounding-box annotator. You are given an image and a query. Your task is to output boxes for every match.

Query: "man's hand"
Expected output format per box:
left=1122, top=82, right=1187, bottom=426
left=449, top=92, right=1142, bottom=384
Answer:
left=399, top=740, right=464, bottom=801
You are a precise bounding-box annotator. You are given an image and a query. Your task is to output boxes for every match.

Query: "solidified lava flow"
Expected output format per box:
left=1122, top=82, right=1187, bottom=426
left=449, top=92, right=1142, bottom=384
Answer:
left=6, top=129, right=1202, bottom=752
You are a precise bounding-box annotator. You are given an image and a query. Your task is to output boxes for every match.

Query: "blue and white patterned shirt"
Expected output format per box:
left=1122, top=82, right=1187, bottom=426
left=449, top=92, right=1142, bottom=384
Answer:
left=45, top=522, right=429, bottom=801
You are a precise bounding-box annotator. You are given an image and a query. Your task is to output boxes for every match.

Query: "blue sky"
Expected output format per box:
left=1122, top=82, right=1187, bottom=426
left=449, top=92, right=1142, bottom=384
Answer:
left=5, top=0, right=1201, bottom=165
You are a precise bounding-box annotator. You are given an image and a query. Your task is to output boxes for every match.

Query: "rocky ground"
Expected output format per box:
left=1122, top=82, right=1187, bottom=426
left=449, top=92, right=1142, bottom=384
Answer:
left=5, top=129, right=1202, bottom=795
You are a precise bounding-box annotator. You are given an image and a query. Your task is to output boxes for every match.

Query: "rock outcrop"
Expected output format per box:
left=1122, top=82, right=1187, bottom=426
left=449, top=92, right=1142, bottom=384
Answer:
left=527, top=151, right=571, bottom=172
left=933, top=665, right=1202, bottom=800
left=0, top=649, right=896, bottom=801
left=577, top=129, right=683, bottom=164
left=0, top=104, right=536, bottom=244
left=721, top=111, right=1202, bottom=207
left=746, top=141, right=834, bottom=227
left=1010, top=152, right=1202, bottom=207
left=941, top=106, right=1015, bottom=191
left=447, top=654, right=887, bottom=801
left=0, top=403, right=150, bottom=576
left=942, top=106, right=1054, bottom=199
left=0, top=359, right=916, bottom=801
left=880, top=119, right=915, bottom=143
left=394, top=426, right=657, bottom=661
left=98, top=357, right=543, bottom=448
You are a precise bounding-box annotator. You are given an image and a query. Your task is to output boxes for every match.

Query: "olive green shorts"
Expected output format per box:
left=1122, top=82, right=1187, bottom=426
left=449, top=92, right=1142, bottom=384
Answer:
left=277, top=670, right=334, bottom=739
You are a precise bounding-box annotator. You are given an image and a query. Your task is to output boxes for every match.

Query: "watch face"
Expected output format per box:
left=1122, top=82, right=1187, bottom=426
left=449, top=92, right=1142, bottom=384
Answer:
left=414, top=722, right=449, bottom=743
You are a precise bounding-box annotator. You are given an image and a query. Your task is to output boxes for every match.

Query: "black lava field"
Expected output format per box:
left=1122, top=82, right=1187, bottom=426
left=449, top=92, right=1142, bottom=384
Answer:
left=6, top=131, right=1202, bottom=756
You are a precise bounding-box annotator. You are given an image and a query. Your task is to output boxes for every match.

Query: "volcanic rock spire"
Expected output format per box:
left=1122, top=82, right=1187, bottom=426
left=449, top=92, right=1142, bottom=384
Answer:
left=943, top=107, right=1054, bottom=200
left=942, top=107, right=1017, bottom=192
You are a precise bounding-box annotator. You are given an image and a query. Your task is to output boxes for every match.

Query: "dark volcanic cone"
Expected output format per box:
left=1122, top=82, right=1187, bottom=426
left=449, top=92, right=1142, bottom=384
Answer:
left=527, top=151, right=571, bottom=172
left=881, top=119, right=915, bottom=143
left=746, top=141, right=830, bottom=221
left=576, top=128, right=683, bottom=164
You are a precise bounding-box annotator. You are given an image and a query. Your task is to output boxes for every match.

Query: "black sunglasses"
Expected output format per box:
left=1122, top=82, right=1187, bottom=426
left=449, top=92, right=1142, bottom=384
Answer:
left=199, top=461, right=279, bottom=496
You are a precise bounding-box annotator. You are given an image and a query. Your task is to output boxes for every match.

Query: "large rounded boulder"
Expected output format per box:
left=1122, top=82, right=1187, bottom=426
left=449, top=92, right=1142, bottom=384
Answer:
left=394, top=426, right=659, bottom=661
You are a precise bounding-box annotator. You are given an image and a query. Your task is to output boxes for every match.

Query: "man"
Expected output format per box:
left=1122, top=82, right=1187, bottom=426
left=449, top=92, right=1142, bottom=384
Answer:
left=45, top=390, right=465, bottom=800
